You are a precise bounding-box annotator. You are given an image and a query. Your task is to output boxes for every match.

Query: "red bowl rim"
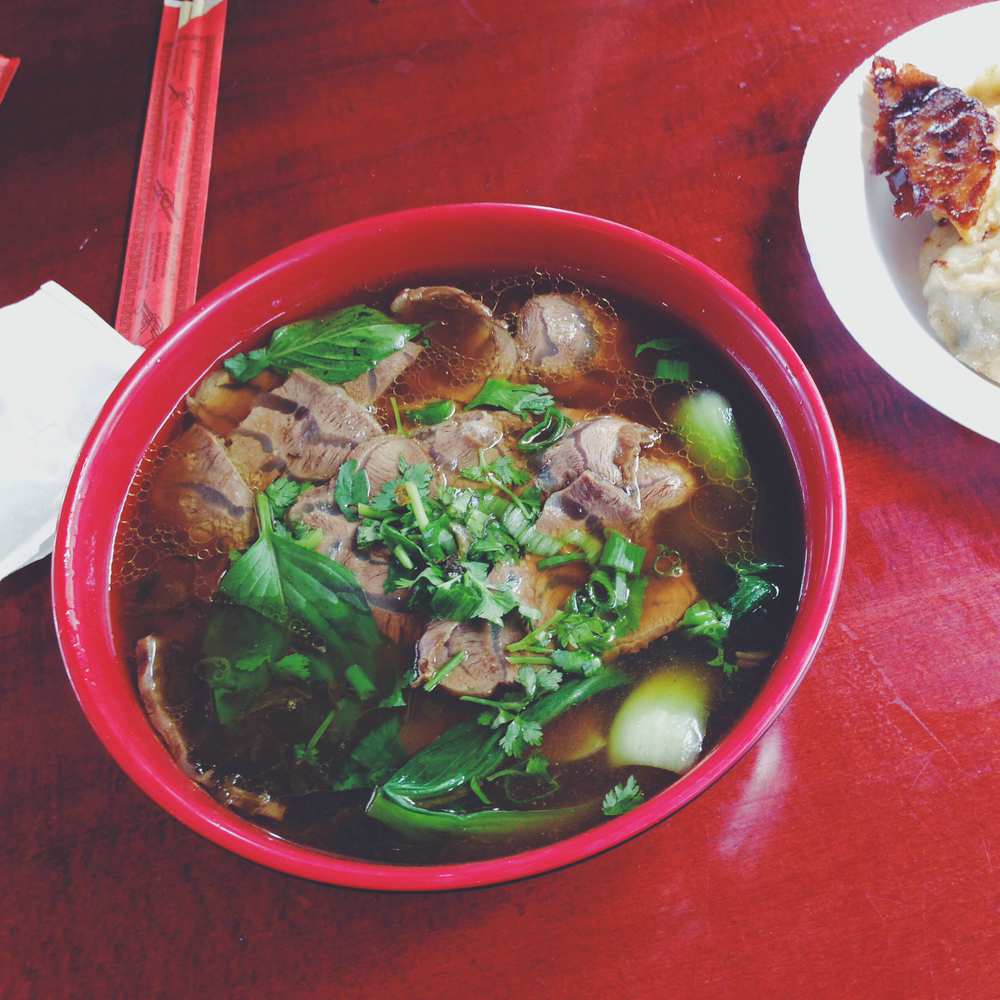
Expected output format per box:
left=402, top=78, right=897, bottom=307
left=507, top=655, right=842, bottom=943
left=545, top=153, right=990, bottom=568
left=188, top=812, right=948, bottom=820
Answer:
left=53, top=203, right=846, bottom=891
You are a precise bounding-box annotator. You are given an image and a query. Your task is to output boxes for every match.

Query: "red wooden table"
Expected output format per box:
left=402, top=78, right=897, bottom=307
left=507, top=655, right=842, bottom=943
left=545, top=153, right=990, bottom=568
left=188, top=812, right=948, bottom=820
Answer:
left=3, top=1, right=998, bottom=997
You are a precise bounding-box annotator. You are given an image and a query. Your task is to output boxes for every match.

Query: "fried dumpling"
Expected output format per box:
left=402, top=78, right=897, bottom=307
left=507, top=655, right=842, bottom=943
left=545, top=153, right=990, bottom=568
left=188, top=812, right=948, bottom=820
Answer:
left=869, top=56, right=1000, bottom=243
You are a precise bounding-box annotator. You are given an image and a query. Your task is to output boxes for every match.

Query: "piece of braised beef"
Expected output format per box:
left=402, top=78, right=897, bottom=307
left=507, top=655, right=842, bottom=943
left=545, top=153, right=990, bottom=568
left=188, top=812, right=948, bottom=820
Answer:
left=341, top=341, right=424, bottom=406
left=514, top=293, right=604, bottom=378
left=227, top=370, right=383, bottom=489
left=146, top=423, right=255, bottom=553
left=413, top=615, right=524, bottom=697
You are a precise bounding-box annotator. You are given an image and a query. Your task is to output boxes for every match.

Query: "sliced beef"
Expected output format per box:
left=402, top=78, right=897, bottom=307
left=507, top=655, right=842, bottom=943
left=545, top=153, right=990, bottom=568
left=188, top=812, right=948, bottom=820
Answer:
left=391, top=285, right=517, bottom=393
left=413, top=409, right=528, bottom=478
left=532, top=416, right=659, bottom=495
left=341, top=341, right=424, bottom=405
left=489, top=557, right=587, bottom=623
left=345, top=434, right=435, bottom=495
left=534, top=470, right=646, bottom=537
left=228, top=370, right=383, bottom=490
left=185, top=369, right=282, bottom=437
left=413, top=615, right=523, bottom=697
left=287, top=435, right=434, bottom=518
left=636, top=455, right=696, bottom=517
left=515, top=293, right=603, bottom=378
left=288, top=501, right=422, bottom=646
left=137, top=634, right=210, bottom=782
left=147, top=423, right=254, bottom=552
left=611, top=570, right=699, bottom=656
left=216, top=776, right=286, bottom=821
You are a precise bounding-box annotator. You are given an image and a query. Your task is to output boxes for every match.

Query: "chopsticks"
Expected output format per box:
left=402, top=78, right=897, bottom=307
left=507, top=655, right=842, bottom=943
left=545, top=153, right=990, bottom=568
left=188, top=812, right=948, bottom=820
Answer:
left=0, top=55, right=20, bottom=106
left=116, top=0, right=228, bottom=346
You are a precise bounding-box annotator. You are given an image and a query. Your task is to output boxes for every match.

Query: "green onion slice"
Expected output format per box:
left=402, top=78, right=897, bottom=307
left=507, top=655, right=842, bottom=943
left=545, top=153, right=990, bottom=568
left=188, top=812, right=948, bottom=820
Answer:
left=599, top=532, right=646, bottom=576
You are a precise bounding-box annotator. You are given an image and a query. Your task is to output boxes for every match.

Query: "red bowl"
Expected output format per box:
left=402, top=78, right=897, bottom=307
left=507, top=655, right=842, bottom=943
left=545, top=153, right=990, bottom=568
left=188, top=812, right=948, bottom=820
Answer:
left=53, top=204, right=846, bottom=890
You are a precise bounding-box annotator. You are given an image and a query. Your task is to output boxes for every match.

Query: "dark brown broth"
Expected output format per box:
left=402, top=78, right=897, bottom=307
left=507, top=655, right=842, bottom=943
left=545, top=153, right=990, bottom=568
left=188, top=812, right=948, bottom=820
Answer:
left=110, top=272, right=803, bottom=864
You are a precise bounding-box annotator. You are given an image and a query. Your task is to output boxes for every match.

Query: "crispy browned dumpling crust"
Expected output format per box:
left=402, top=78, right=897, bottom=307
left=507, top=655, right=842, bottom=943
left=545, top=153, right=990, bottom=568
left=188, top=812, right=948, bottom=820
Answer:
left=870, top=55, right=998, bottom=230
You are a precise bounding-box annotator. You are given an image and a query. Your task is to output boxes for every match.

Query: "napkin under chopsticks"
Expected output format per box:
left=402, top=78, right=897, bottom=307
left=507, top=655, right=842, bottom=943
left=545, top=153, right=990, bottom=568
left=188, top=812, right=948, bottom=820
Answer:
left=1, top=1, right=228, bottom=582
left=0, top=284, right=142, bottom=583
left=116, top=0, right=228, bottom=346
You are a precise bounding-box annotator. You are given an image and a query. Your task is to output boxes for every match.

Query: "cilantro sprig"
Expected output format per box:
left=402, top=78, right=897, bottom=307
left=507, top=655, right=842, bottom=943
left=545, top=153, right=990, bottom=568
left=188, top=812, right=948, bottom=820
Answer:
left=351, top=456, right=541, bottom=624
left=602, top=775, right=645, bottom=816
left=676, top=557, right=782, bottom=674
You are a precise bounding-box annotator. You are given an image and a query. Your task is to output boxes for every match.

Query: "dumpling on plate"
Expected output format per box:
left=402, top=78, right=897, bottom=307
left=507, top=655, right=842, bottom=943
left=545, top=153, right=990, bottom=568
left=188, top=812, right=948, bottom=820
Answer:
left=919, top=220, right=1000, bottom=384
left=869, top=56, right=1000, bottom=243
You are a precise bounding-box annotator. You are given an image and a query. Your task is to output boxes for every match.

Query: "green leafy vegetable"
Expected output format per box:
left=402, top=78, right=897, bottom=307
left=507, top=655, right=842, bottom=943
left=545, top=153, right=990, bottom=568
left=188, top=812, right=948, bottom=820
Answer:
left=381, top=671, right=627, bottom=808
left=382, top=720, right=507, bottom=800
left=654, top=359, right=690, bottom=381
left=635, top=337, right=685, bottom=356
left=467, top=378, right=554, bottom=415
left=460, top=452, right=531, bottom=488
left=272, top=652, right=311, bottom=680
left=483, top=754, right=559, bottom=803
left=219, top=493, right=378, bottom=674
left=377, top=671, right=412, bottom=708
left=223, top=348, right=270, bottom=382
left=264, top=476, right=310, bottom=519
left=222, top=305, right=423, bottom=385
left=199, top=606, right=285, bottom=727
left=405, top=399, right=456, bottom=425
left=329, top=716, right=407, bottom=791
left=354, top=461, right=542, bottom=623
left=676, top=558, right=782, bottom=674
left=333, top=459, right=370, bottom=522
left=725, top=557, right=781, bottom=619
left=602, top=774, right=645, bottom=816
left=367, top=790, right=595, bottom=841
left=521, top=670, right=628, bottom=728
left=550, top=648, right=602, bottom=676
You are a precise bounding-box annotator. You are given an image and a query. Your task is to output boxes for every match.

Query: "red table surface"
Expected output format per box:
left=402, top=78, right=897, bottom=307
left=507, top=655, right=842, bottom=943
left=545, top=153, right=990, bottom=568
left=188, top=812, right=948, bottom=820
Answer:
left=2, top=1, right=998, bottom=997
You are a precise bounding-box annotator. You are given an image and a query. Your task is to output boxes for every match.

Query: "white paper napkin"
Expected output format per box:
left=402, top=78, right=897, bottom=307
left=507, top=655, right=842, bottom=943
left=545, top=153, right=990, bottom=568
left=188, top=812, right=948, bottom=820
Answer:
left=0, top=282, right=142, bottom=582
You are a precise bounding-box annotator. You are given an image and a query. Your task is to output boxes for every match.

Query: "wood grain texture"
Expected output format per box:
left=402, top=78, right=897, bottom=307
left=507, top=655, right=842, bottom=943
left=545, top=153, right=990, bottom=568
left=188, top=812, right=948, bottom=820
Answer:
left=3, top=1, right=999, bottom=998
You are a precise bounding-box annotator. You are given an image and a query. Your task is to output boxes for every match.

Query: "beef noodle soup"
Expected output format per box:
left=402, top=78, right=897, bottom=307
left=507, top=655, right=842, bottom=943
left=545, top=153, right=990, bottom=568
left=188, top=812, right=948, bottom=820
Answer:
left=111, top=273, right=802, bottom=864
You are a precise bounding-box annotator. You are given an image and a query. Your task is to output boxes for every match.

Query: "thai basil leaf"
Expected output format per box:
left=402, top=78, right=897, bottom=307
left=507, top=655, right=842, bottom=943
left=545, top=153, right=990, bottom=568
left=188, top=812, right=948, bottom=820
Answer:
left=219, top=494, right=378, bottom=675
left=405, top=399, right=456, bottom=425
left=467, top=378, right=554, bottom=415
left=223, top=305, right=422, bottom=385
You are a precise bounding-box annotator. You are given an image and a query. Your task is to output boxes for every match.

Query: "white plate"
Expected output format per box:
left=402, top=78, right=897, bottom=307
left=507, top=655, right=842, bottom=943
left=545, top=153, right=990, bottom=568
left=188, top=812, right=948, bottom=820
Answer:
left=799, top=1, right=1000, bottom=443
